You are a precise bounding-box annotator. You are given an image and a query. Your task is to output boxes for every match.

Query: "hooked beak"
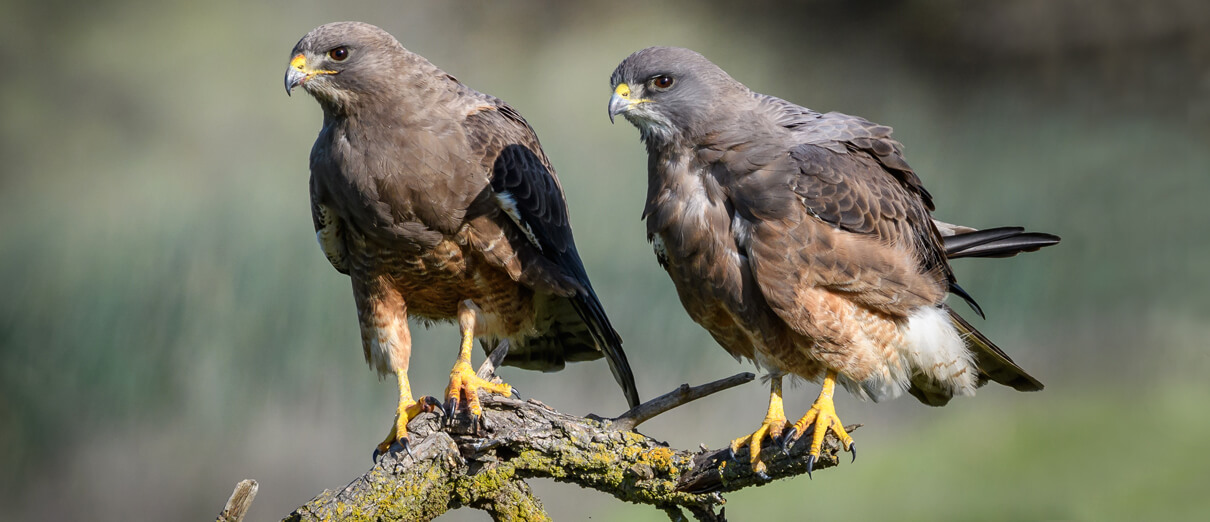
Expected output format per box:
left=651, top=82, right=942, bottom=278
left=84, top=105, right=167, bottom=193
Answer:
left=608, top=83, right=636, bottom=124
left=285, top=54, right=307, bottom=95
left=285, top=53, right=336, bottom=95
left=285, top=72, right=304, bottom=96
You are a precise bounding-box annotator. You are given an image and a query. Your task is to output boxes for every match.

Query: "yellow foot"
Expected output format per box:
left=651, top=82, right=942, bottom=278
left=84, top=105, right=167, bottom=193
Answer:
left=727, top=376, right=787, bottom=478
left=374, top=394, right=440, bottom=461
left=784, top=370, right=856, bottom=476
left=444, top=361, right=514, bottom=420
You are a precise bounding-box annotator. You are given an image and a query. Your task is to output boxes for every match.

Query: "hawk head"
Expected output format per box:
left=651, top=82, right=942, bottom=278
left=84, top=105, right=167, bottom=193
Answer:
left=285, top=21, right=405, bottom=110
left=607, top=47, right=747, bottom=146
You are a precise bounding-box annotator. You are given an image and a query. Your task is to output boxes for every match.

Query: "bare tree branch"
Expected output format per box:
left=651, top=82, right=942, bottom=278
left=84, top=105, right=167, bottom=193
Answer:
left=216, top=479, right=257, bottom=522
left=280, top=375, right=857, bottom=522
left=610, top=372, right=755, bottom=431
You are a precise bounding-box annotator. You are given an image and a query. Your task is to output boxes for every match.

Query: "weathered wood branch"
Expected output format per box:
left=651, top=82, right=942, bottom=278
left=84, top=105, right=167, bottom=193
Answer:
left=216, top=479, right=257, bottom=522
left=610, top=372, right=754, bottom=431
left=278, top=371, right=858, bottom=522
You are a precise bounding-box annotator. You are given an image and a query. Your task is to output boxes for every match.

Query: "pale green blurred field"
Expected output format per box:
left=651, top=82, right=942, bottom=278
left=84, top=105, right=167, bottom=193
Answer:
left=2, top=1, right=1209, bottom=520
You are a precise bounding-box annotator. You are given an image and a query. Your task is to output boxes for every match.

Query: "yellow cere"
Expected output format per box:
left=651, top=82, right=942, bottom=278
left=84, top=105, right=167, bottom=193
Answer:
left=613, top=82, right=652, bottom=106
left=290, top=53, right=307, bottom=71
left=290, top=53, right=337, bottom=76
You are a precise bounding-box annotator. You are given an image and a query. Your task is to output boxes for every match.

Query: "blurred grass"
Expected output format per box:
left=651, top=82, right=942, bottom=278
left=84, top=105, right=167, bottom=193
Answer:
left=1, top=0, right=1208, bottom=520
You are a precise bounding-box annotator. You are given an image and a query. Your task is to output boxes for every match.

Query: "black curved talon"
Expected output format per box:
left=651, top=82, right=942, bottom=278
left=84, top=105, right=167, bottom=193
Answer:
left=727, top=447, right=738, bottom=461
left=780, top=427, right=798, bottom=453
left=471, top=414, right=486, bottom=436
left=510, top=387, right=522, bottom=400
left=755, top=471, right=771, bottom=481
left=371, top=436, right=413, bottom=463
left=422, top=395, right=443, bottom=412
left=443, top=397, right=459, bottom=418
left=480, top=414, right=494, bottom=432
left=771, top=432, right=788, bottom=456
left=849, top=443, right=856, bottom=463
left=805, top=455, right=817, bottom=479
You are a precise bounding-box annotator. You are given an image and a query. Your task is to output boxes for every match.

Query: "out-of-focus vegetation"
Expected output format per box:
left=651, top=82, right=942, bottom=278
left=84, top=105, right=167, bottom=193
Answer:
left=2, top=1, right=1207, bottom=520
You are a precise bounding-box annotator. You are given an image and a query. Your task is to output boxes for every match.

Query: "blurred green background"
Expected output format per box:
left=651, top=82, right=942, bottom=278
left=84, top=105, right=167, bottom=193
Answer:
left=2, top=1, right=1208, bottom=520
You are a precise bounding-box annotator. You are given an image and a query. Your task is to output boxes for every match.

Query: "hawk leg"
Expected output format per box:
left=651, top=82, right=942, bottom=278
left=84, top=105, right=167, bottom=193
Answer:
left=444, top=301, right=514, bottom=423
left=374, top=369, right=440, bottom=460
left=728, top=375, right=787, bottom=477
left=784, top=370, right=856, bottom=476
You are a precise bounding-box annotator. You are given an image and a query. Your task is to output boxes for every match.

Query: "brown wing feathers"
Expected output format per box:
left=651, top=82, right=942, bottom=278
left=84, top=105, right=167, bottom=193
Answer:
left=754, top=97, right=1053, bottom=397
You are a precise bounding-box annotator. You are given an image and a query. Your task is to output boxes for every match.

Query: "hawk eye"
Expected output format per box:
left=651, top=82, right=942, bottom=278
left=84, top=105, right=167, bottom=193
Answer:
left=650, top=75, right=674, bottom=90
left=328, top=46, right=349, bottom=61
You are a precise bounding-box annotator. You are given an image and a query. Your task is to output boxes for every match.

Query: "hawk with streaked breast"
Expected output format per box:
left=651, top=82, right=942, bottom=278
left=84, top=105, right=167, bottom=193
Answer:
left=284, top=22, right=639, bottom=458
left=607, top=46, right=1058, bottom=475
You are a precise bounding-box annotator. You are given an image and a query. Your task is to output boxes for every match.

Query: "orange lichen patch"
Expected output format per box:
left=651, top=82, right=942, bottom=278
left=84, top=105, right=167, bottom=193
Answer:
left=639, top=447, right=677, bottom=470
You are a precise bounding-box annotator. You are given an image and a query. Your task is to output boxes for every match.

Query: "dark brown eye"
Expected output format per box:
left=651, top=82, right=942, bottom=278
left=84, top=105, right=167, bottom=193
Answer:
left=650, top=75, right=674, bottom=89
left=328, top=47, right=349, bottom=61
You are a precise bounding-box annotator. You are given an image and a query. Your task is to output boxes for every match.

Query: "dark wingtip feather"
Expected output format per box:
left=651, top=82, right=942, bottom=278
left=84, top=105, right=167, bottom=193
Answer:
left=948, top=282, right=985, bottom=319
left=945, top=305, right=1044, bottom=392
left=571, top=289, right=641, bottom=408
left=944, top=227, right=1061, bottom=259
left=942, top=226, right=1022, bottom=254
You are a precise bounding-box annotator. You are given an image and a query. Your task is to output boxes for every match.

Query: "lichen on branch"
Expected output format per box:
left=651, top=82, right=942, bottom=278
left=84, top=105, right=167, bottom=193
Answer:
left=278, top=372, right=856, bottom=522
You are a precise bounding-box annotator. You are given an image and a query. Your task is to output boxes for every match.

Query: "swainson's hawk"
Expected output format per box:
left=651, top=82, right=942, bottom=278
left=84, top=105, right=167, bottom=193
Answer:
left=284, top=22, right=639, bottom=457
left=607, top=47, right=1058, bottom=475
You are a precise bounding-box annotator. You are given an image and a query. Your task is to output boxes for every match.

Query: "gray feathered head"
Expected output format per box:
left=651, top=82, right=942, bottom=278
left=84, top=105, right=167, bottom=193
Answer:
left=608, top=47, right=748, bottom=146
